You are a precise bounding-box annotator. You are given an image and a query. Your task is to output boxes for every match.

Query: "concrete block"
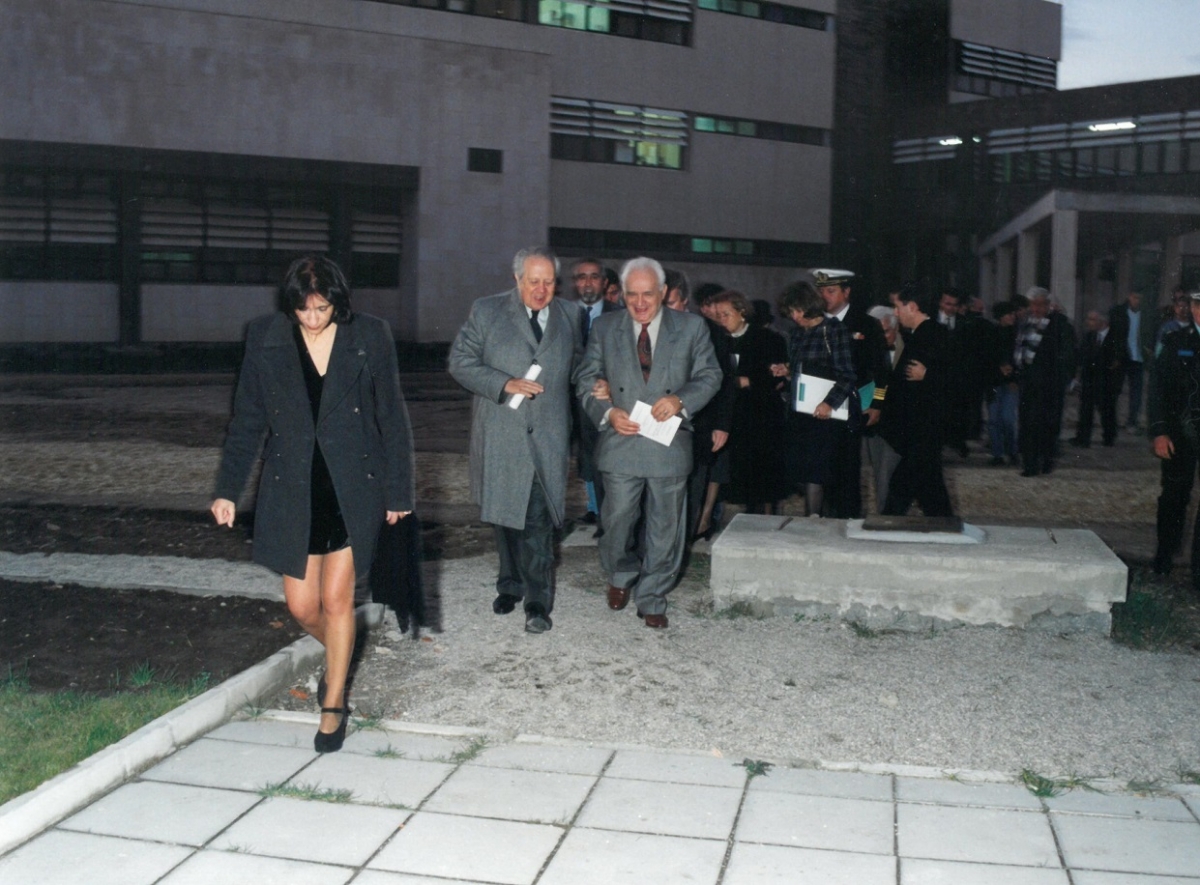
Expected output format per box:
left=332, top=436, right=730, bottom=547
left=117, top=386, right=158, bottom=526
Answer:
left=711, top=515, right=1126, bottom=633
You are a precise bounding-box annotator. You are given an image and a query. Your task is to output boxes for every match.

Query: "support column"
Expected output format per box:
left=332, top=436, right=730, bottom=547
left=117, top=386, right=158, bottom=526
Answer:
left=1116, top=249, right=1135, bottom=307
left=1082, top=257, right=1102, bottom=318
left=1017, top=228, right=1039, bottom=295
left=996, top=241, right=1013, bottom=301
left=1161, top=235, right=1183, bottom=306
left=979, top=250, right=996, bottom=306
left=1051, top=209, right=1079, bottom=320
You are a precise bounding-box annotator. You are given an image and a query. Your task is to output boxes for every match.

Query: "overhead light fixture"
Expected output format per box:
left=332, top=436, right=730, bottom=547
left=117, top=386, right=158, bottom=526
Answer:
left=1087, top=121, right=1136, bottom=132
left=939, top=137, right=963, bottom=146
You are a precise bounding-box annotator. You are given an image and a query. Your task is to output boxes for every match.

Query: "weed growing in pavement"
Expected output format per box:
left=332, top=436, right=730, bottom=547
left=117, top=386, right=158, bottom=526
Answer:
left=448, top=736, right=488, bottom=764
left=241, top=702, right=266, bottom=719
left=713, top=601, right=764, bottom=620
left=740, top=759, right=773, bottom=778
left=259, top=782, right=353, bottom=803
left=848, top=621, right=880, bottom=639
left=352, top=709, right=385, bottom=732
left=1018, top=769, right=1100, bottom=798
left=374, top=745, right=405, bottom=759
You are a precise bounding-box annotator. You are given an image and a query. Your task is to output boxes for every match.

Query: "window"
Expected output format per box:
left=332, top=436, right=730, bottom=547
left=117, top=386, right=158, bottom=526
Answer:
left=693, top=114, right=829, bottom=147
left=537, top=0, right=691, bottom=44
left=696, top=0, right=830, bottom=31
left=955, top=41, right=1057, bottom=95
left=468, top=148, right=503, bottom=173
left=549, top=227, right=825, bottom=266
left=551, top=97, right=688, bottom=170
left=0, top=170, right=118, bottom=281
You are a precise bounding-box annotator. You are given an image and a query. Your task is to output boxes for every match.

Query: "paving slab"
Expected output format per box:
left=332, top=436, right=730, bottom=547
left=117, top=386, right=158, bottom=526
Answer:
left=749, top=766, right=894, bottom=800
left=58, top=781, right=261, bottom=845
left=297, top=753, right=453, bottom=808
left=897, top=804, right=1060, bottom=867
left=209, top=797, right=408, bottom=866
left=140, top=737, right=315, bottom=791
left=735, top=791, right=895, bottom=855
left=0, top=830, right=193, bottom=885
left=603, top=747, right=749, bottom=787
left=1051, top=812, right=1200, bottom=877
left=724, top=842, right=897, bottom=885
left=896, top=776, right=1043, bottom=810
left=157, top=850, right=355, bottom=885
left=574, top=777, right=742, bottom=839
left=1044, top=790, right=1197, bottom=820
left=421, top=764, right=595, bottom=824
left=367, top=811, right=562, bottom=884
left=537, top=827, right=727, bottom=885
left=900, top=857, right=1070, bottom=884
left=473, top=741, right=613, bottom=776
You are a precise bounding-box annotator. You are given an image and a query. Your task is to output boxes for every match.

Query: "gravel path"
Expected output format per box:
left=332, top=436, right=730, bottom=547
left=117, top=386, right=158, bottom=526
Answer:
left=264, top=543, right=1200, bottom=785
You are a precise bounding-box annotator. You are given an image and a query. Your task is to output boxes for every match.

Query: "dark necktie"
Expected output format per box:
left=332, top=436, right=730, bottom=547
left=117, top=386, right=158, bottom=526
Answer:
left=530, top=308, right=543, bottom=344
left=581, top=306, right=592, bottom=345
left=637, top=322, right=652, bottom=381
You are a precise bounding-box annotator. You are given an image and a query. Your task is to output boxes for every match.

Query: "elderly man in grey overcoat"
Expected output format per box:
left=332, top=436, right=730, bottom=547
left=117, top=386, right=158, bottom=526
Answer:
left=448, top=247, right=583, bottom=633
left=576, top=257, right=722, bottom=628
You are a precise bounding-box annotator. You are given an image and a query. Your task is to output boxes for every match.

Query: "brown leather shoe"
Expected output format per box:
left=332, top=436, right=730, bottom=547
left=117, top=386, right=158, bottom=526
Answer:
left=606, top=584, right=630, bottom=610
left=642, top=613, right=668, bottom=629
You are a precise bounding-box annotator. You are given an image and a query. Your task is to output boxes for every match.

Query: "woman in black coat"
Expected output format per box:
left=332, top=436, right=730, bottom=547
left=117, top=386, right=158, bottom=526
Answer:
left=711, top=290, right=788, bottom=514
left=212, top=256, right=415, bottom=752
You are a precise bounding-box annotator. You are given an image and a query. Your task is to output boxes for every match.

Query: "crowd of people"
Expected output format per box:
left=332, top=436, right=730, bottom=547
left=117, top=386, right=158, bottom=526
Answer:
left=209, top=250, right=1198, bottom=745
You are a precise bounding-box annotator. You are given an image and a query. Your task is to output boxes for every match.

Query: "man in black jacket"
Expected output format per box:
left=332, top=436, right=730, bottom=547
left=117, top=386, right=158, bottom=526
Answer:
left=813, top=269, right=890, bottom=519
left=1148, top=290, right=1200, bottom=584
left=880, top=283, right=953, bottom=517
left=1070, top=310, right=1122, bottom=448
left=1013, top=287, right=1077, bottom=476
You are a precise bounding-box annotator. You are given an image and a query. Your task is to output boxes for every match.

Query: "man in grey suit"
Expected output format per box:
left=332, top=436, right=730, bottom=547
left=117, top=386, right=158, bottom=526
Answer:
left=448, top=247, right=583, bottom=634
left=577, top=257, right=722, bottom=628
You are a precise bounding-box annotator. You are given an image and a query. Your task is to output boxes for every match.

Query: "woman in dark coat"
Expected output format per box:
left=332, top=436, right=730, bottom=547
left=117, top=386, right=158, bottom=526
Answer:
left=711, top=290, right=788, bottom=514
left=211, top=256, right=415, bottom=753
left=771, top=281, right=857, bottom=516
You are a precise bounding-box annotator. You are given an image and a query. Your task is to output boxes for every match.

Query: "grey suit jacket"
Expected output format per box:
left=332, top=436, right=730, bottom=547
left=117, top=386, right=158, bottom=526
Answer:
left=576, top=307, right=722, bottom=478
left=448, top=289, right=583, bottom=530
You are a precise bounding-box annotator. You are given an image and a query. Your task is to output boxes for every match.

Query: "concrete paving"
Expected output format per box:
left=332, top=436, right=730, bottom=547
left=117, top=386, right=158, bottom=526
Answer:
left=3, top=711, right=1200, bottom=885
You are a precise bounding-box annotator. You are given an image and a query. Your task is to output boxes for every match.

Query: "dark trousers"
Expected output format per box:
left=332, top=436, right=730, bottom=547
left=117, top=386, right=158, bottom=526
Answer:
left=1018, top=380, right=1064, bottom=474
left=881, top=444, right=953, bottom=517
left=1156, top=435, right=1200, bottom=571
left=1075, top=378, right=1118, bottom=446
left=823, top=422, right=863, bottom=519
left=493, top=481, right=554, bottom=614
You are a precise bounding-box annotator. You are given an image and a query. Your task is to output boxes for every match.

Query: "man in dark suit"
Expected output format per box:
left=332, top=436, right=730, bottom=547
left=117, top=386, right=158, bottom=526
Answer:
left=571, top=257, right=619, bottom=531
left=448, top=247, right=583, bottom=634
left=1071, top=310, right=1122, bottom=448
left=880, top=283, right=953, bottom=517
left=1109, top=290, right=1153, bottom=431
left=577, top=257, right=722, bottom=628
left=813, top=269, right=890, bottom=519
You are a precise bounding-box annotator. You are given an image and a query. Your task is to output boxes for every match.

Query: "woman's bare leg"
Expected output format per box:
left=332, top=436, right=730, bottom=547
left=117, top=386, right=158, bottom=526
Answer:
left=283, top=547, right=356, bottom=733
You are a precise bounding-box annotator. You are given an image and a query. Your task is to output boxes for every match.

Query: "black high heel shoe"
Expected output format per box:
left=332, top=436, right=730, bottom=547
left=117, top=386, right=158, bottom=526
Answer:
left=314, top=705, right=350, bottom=754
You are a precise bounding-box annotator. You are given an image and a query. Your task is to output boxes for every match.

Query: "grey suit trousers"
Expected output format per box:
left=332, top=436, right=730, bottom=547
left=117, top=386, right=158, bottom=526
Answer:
left=600, top=472, right=688, bottom=616
left=493, top=480, right=555, bottom=614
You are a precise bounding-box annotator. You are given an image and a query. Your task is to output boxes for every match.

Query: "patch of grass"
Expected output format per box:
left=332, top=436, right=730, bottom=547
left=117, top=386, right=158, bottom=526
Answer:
left=713, top=601, right=764, bottom=620
left=259, top=782, right=354, bottom=803
left=848, top=621, right=879, bottom=639
left=0, top=676, right=206, bottom=805
left=127, top=662, right=156, bottom=689
left=1018, top=768, right=1099, bottom=798
left=351, top=706, right=386, bottom=732
left=374, top=744, right=405, bottom=759
left=448, top=736, right=488, bottom=765
left=740, top=759, right=773, bottom=778
left=1112, top=588, right=1184, bottom=650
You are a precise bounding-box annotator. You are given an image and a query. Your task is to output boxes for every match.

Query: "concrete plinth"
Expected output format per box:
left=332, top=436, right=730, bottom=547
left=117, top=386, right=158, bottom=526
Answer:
left=710, top=515, right=1127, bottom=633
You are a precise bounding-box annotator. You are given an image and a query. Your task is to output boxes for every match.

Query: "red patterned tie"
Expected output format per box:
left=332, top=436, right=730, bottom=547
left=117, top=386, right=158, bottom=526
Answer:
left=637, top=323, right=652, bottom=381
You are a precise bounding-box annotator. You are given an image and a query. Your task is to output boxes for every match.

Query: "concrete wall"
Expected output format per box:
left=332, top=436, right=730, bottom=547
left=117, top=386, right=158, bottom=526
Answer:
left=0, top=283, right=119, bottom=343
left=950, top=0, right=1062, bottom=61
left=2, top=0, right=551, bottom=343
left=141, top=285, right=276, bottom=342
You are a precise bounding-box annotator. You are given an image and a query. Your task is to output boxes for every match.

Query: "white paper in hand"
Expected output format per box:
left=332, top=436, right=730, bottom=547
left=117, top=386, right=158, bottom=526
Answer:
left=507, top=362, right=543, bottom=409
left=629, top=400, right=681, bottom=446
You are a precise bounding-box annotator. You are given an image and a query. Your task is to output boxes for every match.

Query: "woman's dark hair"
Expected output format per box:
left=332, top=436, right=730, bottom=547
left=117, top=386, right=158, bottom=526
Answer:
left=710, top=289, right=751, bottom=319
left=777, top=280, right=825, bottom=320
left=603, top=267, right=620, bottom=290
left=281, top=255, right=353, bottom=324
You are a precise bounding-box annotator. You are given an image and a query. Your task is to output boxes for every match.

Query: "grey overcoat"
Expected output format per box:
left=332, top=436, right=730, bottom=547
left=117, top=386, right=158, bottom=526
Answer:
left=448, top=289, right=583, bottom=529
left=576, top=307, right=722, bottom=477
left=213, top=312, right=416, bottom=579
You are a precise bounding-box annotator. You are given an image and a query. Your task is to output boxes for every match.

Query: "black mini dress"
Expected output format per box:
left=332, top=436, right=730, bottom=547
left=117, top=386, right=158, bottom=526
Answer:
left=295, top=325, right=350, bottom=555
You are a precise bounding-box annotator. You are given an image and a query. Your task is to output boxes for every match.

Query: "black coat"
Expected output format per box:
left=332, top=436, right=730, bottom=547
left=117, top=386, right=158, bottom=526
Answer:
left=880, top=319, right=949, bottom=457
left=214, top=312, right=415, bottom=580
